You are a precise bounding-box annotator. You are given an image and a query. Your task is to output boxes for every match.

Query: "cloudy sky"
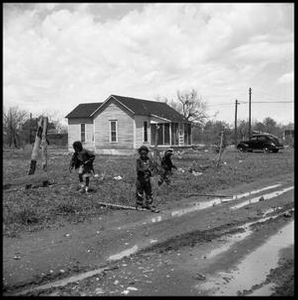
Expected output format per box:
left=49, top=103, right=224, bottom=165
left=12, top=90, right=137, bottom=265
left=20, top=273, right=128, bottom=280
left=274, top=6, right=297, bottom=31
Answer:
left=3, top=3, right=294, bottom=125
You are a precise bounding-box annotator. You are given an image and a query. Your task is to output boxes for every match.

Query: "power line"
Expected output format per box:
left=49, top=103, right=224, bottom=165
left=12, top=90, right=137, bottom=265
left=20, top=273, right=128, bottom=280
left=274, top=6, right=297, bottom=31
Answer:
left=251, top=101, right=293, bottom=104
left=237, top=101, right=293, bottom=104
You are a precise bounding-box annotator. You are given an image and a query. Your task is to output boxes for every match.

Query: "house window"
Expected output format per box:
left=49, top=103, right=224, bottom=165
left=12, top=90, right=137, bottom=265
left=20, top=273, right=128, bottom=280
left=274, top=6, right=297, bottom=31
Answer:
left=110, top=120, right=118, bottom=142
left=144, top=121, right=148, bottom=142
left=81, top=124, right=86, bottom=143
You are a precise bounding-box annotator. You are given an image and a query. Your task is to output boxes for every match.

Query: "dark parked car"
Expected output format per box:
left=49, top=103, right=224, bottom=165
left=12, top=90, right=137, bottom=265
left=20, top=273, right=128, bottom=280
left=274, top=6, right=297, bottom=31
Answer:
left=237, top=134, right=284, bottom=153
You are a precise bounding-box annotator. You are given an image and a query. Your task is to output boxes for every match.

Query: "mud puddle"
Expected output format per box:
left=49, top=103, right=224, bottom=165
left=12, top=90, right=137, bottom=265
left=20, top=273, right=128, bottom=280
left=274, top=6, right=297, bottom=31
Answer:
left=230, top=186, right=293, bottom=210
left=195, top=220, right=294, bottom=296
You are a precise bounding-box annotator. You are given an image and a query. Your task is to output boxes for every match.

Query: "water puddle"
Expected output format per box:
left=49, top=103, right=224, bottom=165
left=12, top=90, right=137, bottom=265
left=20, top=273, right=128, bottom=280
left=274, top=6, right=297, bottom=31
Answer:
left=206, top=229, right=252, bottom=259
left=230, top=186, right=294, bottom=210
left=170, top=184, right=284, bottom=218
left=196, top=220, right=294, bottom=296
left=108, top=245, right=139, bottom=261
left=205, top=212, right=282, bottom=259
left=249, top=283, right=275, bottom=296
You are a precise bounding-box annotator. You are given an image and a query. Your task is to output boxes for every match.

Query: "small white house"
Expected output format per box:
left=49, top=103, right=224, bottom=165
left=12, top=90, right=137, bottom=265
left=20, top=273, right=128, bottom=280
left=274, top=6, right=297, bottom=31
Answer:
left=65, top=94, right=192, bottom=155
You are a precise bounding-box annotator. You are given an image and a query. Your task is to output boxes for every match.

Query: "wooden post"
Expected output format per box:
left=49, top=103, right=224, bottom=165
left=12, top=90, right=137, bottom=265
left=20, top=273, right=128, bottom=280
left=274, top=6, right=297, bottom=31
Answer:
left=27, top=116, right=49, bottom=188
left=28, top=116, right=43, bottom=175
left=216, top=131, right=224, bottom=167
left=154, top=124, right=161, bottom=164
left=41, top=117, right=48, bottom=171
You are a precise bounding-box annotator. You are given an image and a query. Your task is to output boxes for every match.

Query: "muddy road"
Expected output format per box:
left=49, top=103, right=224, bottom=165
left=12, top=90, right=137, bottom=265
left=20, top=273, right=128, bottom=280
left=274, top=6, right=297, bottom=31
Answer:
left=3, top=173, right=294, bottom=296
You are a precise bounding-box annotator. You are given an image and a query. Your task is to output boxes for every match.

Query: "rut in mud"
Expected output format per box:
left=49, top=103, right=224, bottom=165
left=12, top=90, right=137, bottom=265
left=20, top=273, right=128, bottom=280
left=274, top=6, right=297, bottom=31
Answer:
left=5, top=205, right=294, bottom=297
left=3, top=176, right=294, bottom=296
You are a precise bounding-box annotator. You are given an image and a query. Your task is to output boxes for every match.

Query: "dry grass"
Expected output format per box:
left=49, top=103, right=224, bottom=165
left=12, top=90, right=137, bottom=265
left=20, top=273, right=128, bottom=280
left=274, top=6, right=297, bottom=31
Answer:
left=2, top=146, right=294, bottom=237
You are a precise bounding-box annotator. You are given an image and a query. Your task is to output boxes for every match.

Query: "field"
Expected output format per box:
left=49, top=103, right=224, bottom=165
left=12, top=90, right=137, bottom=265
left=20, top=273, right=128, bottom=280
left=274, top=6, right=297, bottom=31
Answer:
left=3, top=145, right=294, bottom=238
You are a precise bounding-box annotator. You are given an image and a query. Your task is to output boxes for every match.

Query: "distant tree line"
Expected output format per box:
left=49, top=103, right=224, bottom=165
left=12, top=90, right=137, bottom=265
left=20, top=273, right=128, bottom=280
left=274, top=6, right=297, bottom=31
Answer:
left=3, top=106, right=67, bottom=148
left=157, top=88, right=294, bottom=147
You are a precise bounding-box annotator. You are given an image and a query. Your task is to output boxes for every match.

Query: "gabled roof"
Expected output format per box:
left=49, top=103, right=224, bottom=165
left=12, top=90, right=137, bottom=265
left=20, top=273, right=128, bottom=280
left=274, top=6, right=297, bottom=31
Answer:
left=65, top=103, right=103, bottom=118
left=92, top=95, right=190, bottom=123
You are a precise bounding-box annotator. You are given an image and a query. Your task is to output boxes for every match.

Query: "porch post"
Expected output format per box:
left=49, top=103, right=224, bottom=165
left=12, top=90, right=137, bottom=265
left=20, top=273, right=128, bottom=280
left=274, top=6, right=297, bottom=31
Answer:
left=170, top=123, right=172, bottom=146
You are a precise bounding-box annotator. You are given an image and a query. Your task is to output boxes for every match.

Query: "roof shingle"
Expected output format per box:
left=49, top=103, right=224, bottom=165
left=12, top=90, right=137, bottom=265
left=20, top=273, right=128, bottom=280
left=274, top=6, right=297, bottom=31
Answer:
left=66, top=95, right=189, bottom=123
left=65, top=103, right=103, bottom=118
left=110, top=95, right=189, bottom=123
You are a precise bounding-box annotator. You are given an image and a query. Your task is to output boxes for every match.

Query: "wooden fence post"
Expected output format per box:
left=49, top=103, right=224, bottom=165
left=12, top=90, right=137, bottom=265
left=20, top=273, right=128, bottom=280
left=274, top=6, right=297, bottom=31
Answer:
left=216, top=131, right=224, bottom=167
left=28, top=116, right=43, bottom=175
left=27, top=116, right=49, bottom=188
left=41, top=116, right=48, bottom=171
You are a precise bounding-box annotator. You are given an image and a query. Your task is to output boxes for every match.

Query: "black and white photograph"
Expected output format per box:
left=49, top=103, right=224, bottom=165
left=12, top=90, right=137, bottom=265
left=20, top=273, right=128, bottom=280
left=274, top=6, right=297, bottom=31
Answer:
left=3, top=2, right=294, bottom=296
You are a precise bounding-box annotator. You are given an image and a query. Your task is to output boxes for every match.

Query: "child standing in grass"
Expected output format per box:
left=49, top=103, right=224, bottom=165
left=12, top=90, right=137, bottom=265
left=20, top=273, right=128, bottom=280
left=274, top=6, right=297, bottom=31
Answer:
left=158, top=148, right=177, bottom=186
left=69, top=141, right=95, bottom=193
left=136, top=145, right=156, bottom=211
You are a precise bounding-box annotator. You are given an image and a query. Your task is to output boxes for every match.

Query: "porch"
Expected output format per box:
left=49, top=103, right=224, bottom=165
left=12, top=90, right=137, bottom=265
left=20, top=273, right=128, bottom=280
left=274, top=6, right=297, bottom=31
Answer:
left=150, top=116, right=191, bottom=147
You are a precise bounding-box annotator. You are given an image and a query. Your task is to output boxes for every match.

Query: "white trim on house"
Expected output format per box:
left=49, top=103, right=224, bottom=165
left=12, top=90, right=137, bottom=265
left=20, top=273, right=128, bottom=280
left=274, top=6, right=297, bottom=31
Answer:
left=133, top=118, right=136, bottom=149
left=90, top=95, right=135, bottom=117
left=150, top=114, right=171, bottom=124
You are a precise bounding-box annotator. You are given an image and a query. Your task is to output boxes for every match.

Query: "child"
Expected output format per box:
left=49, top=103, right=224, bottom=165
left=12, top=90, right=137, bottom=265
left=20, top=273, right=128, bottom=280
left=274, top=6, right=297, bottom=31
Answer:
left=69, top=141, right=95, bottom=193
left=136, top=145, right=156, bottom=211
left=158, top=148, right=177, bottom=186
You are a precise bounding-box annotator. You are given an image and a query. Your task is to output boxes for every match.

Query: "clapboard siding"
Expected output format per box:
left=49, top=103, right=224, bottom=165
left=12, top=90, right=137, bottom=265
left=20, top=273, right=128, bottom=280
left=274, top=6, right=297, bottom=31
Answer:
left=94, top=101, right=134, bottom=149
left=68, top=118, right=95, bottom=151
left=135, top=115, right=150, bottom=148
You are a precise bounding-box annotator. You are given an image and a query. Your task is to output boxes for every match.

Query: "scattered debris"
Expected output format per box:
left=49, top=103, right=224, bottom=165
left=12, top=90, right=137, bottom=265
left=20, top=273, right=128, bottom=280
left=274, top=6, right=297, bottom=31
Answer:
left=60, top=269, right=65, bottom=273
left=283, top=211, right=291, bottom=218
left=113, top=176, right=122, bottom=180
left=194, top=273, right=206, bottom=281
left=114, top=280, right=119, bottom=285
left=121, top=290, right=130, bottom=295
left=239, top=160, right=243, bottom=163
left=13, top=254, right=21, bottom=260
left=127, top=287, right=138, bottom=291
left=192, top=171, right=203, bottom=176
left=259, top=196, right=265, bottom=201
left=64, top=233, right=70, bottom=237
left=95, top=287, right=104, bottom=294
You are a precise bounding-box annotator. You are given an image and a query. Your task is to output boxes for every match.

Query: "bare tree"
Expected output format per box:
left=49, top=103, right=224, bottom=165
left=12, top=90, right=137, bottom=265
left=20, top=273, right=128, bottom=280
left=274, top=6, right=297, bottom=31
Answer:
left=3, top=106, right=28, bottom=147
left=156, top=88, right=209, bottom=124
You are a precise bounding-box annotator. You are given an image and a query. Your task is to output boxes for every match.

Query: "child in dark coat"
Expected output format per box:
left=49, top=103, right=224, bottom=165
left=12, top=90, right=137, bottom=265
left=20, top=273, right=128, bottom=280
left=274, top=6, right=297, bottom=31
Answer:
left=136, top=145, right=156, bottom=211
left=158, top=148, right=177, bottom=186
left=69, top=141, right=95, bottom=193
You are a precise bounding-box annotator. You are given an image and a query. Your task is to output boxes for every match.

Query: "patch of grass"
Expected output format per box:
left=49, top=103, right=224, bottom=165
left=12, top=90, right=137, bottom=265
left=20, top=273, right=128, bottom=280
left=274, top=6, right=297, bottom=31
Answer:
left=2, top=146, right=294, bottom=236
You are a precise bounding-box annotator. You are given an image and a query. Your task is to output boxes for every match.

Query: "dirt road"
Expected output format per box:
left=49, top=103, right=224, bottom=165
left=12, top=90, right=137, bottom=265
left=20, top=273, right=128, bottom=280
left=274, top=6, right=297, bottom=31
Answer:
left=3, top=173, right=294, bottom=296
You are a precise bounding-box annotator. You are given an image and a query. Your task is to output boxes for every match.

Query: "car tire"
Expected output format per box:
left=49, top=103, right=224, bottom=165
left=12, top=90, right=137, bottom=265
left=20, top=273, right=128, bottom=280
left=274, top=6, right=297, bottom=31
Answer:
left=263, top=146, right=270, bottom=153
left=238, top=146, right=245, bottom=152
left=272, top=149, right=279, bottom=153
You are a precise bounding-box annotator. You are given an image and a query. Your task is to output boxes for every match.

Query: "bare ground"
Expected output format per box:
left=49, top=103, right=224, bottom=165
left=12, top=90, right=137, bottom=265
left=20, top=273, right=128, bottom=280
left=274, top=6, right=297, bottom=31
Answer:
left=3, top=172, right=294, bottom=296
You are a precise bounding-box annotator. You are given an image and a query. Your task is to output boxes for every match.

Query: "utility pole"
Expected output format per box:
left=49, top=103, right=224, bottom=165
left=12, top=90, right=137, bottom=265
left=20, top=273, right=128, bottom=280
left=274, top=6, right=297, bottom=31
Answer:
left=249, top=87, right=252, bottom=140
left=29, top=113, right=32, bottom=144
left=234, top=99, right=239, bottom=147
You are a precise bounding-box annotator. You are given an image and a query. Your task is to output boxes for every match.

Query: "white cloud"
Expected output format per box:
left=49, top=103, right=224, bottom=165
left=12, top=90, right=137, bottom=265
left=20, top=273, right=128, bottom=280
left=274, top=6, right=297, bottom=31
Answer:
left=277, top=72, right=294, bottom=84
left=3, top=3, right=294, bottom=124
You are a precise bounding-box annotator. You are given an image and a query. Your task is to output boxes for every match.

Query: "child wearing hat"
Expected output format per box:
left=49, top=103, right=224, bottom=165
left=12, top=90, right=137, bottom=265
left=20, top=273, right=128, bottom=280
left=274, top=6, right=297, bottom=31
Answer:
left=136, top=145, right=156, bottom=211
left=69, top=141, right=96, bottom=193
left=158, top=148, right=177, bottom=186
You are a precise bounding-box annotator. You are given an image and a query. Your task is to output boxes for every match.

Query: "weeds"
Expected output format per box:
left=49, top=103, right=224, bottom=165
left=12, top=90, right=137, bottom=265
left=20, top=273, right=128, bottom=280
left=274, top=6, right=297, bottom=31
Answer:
left=2, top=146, right=294, bottom=237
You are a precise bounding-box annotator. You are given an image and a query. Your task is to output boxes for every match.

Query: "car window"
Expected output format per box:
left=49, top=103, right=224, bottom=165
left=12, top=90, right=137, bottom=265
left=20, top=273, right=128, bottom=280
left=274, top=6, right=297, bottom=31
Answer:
left=258, top=136, right=267, bottom=141
left=251, top=137, right=257, bottom=141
